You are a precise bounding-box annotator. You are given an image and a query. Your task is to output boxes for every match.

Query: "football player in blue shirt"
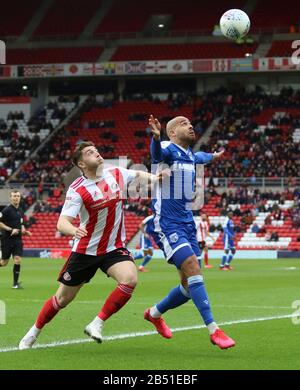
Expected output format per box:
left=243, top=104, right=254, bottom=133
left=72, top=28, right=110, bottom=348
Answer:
left=134, top=215, right=154, bottom=272
left=220, top=211, right=236, bottom=270
left=143, top=114, right=235, bottom=349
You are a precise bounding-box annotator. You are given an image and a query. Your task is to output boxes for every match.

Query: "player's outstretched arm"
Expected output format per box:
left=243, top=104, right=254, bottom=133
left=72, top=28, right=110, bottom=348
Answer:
left=212, top=149, right=225, bottom=160
left=195, top=148, right=225, bottom=164
left=149, top=114, right=161, bottom=140
left=149, top=114, right=171, bottom=163
left=57, top=215, right=88, bottom=239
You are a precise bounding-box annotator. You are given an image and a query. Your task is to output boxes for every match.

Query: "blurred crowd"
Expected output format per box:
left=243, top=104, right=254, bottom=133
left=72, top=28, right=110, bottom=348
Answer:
left=201, top=87, right=300, bottom=180
left=0, top=96, right=79, bottom=185
left=1, top=88, right=299, bottom=225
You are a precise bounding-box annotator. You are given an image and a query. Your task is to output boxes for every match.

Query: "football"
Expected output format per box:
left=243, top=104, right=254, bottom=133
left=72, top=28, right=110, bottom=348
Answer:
left=220, top=9, right=250, bottom=40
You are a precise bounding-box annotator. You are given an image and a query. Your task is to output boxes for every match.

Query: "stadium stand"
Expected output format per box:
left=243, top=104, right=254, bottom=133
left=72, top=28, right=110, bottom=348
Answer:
left=0, top=0, right=40, bottom=38
left=203, top=89, right=300, bottom=179
left=13, top=93, right=222, bottom=185
left=7, top=47, right=103, bottom=65
left=250, top=0, right=300, bottom=30
left=111, top=42, right=258, bottom=61
left=1, top=0, right=299, bottom=254
left=6, top=88, right=297, bottom=251
left=1, top=96, right=79, bottom=185
left=94, top=0, right=245, bottom=35
left=32, top=0, right=103, bottom=38
left=267, top=41, right=295, bottom=57
left=2, top=87, right=298, bottom=251
left=200, top=188, right=300, bottom=250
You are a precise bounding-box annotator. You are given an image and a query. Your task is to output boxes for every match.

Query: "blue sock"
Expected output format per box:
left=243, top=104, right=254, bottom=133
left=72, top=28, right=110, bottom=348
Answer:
left=134, top=251, right=143, bottom=260
left=141, top=255, right=152, bottom=267
left=188, top=275, right=214, bottom=325
left=221, top=255, right=227, bottom=267
left=226, top=254, right=233, bottom=265
left=156, top=285, right=190, bottom=314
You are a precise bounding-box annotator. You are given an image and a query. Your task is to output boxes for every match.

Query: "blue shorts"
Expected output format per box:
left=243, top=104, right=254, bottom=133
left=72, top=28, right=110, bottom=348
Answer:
left=223, top=235, right=235, bottom=251
left=149, top=215, right=200, bottom=269
left=140, top=234, right=153, bottom=250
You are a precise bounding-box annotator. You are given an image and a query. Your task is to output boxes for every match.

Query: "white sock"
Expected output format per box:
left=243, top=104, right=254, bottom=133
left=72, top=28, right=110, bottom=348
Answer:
left=207, top=322, right=219, bottom=335
left=30, top=324, right=41, bottom=338
left=92, top=316, right=104, bottom=328
left=150, top=306, right=161, bottom=318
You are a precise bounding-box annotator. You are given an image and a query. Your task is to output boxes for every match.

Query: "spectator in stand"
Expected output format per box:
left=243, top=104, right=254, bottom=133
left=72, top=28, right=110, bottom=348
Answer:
left=264, top=214, right=272, bottom=226
left=272, top=205, right=283, bottom=221
left=270, top=232, right=279, bottom=242
left=251, top=223, right=260, bottom=234
left=265, top=231, right=272, bottom=241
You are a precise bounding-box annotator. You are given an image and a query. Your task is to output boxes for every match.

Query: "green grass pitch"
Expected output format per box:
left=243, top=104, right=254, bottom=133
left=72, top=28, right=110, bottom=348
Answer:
left=0, top=257, right=300, bottom=370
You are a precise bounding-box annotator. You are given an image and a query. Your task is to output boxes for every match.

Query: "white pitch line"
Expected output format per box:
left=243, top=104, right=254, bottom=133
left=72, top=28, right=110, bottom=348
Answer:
left=2, top=298, right=292, bottom=309
left=213, top=304, right=292, bottom=310
left=0, top=313, right=295, bottom=353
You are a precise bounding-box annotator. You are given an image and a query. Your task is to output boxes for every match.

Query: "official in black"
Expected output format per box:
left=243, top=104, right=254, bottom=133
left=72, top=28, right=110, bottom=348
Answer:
left=0, top=190, right=31, bottom=288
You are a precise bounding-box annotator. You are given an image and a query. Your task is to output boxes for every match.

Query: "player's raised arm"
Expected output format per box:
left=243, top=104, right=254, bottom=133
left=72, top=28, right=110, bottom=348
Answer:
left=149, top=114, right=161, bottom=140
left=212, top=149, right=225, bottom=160
left=149, top=114, right=170, bottom=163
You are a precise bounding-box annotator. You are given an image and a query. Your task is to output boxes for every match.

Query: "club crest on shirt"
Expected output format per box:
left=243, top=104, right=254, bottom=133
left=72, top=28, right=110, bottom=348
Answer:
left=169, top=233, right=179, bottom=243
left=63, top=272, right=71, bottom=281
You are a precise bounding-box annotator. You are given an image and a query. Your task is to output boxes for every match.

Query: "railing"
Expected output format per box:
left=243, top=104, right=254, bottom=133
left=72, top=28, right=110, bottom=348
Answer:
left=211, top=177, right=300, bottom=188
left=2, top=177, right=299, bottom=191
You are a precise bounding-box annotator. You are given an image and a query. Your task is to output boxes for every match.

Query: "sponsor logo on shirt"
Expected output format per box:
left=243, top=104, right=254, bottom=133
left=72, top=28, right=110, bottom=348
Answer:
left=170, top=162, right=195, bottom=172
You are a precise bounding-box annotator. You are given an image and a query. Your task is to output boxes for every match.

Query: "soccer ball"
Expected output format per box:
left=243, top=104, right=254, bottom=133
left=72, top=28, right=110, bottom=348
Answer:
left=220, top=9, right=250, bottom=40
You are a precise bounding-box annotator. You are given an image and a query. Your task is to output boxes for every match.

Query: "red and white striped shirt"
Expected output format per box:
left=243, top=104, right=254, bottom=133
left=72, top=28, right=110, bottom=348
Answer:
left=60, top=167, right=136, bottom=256
left=196, top=219, right=209, bottom=242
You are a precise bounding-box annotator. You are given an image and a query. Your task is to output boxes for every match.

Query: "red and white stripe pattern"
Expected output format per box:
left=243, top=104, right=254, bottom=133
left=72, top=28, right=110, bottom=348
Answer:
left=61, top=167, right=135, bottom=256
left=52, top=296, right=62, bottom=311
left=196, top=219, right=209, bottom=242
left=117, top=284, right=134, bottom=295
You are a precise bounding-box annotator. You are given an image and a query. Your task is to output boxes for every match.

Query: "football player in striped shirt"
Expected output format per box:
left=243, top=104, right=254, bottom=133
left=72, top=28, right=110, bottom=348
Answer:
left=19, top=141, right=158, bottom=349
left=195, top=213, right=215, bottom=269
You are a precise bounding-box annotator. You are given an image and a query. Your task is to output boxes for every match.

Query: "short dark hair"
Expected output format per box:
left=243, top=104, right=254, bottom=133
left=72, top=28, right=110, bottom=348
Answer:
left=10, top=190, right=21, bottom=196
left=72, top=141, right=95, bottom=167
